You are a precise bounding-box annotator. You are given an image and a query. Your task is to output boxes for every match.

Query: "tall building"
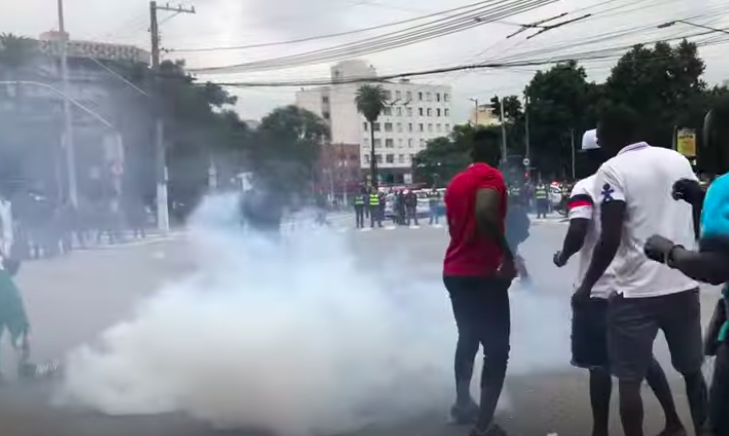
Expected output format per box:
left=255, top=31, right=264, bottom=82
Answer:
left=296, top=60, right=453, bottom=185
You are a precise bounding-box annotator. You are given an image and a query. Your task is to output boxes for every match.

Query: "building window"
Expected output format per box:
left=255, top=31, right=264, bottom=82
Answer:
left=444, top=93, right=450, bottom=102
left=322, top=96, right=329, bottom=104
left=410, top=153, right=415, bottom=161
left=436, top=108, right=441, bottom=117
left=436, top=124, right=441, bottom=132
left=385, top=122, right=393, bottom=132
left=374, top=123, right=381, bottom=131
left=365, top=154, right=370, bottom=163
left=419, top=108, right=424, bottom=116
left=427, top=108, right=432, bottom=117
left=418, top=92, right=423, bottom=101
left=396, top=123, right=403, bottom=132
left=363, top=122, right=368, bottom=131
left=426, top=92, right=432, bottom=101
left=446, top=124, right=451, bottom=131
left=445, top=108, right=450, bottom=117
left=407, top=107, right=413, bottom=116
left=398, top=139, right=403, bottom=147
left=419, top=123, right=424, bottom=132
left=395, top=90, right=402, bottom=100
left=383, top=107, right=392, bottom=116
left=396, top=107, right=402, bottom=116
left=386, top=154, right=394, bottom=164
left=408, top=123, right=413, bottom=132
left=384, top=90, right=392, bottom=100
left=376, top=154, right=382, bottom=163
left=419, top=139, right=425, bottom=147
left=385, top=139, right=394, bottom=148
left=406, top=91, right=412, bottom=101
left=408, top=138, right=414, bottom=148
left=428, top=124, right=433, bottom=132
left=436, top=93, right=441, bottom=102
left=323, top=112, right=330, bottom=120
left=398, top=154, right=405, bottom=163
left=374, top=139, right=382, bottom=147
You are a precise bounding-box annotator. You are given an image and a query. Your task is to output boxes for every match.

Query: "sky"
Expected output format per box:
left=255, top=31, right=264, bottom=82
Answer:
left=1, top=0, right=729, bottom=123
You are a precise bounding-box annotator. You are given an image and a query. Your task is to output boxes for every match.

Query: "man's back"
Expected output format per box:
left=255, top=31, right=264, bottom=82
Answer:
left=596, top=144, right=698, bottom=297
left=444, top=164, right=506, bottom=277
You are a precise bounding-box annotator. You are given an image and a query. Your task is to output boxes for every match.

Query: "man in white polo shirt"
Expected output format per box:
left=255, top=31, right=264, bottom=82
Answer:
left=575, top=106, right=707, bottom=436
left=554, top=130, right=684, bottom=436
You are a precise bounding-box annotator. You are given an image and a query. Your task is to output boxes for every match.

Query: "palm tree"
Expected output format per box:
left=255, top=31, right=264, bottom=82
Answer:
left=355, top=84, right=388, bottom=188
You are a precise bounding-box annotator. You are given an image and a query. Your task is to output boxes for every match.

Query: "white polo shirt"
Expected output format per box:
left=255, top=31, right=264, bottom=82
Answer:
left=568, top=175, right=613, bottom=299
left=593, top=142, right=698, bottom=298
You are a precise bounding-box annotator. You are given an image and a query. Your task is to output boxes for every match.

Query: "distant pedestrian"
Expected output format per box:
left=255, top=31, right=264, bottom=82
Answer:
left=405, top=190, right=418, bottom=226
left=428, top=187, right=441, bottom=226
left=369, top=189, right=382, bottom=228
left=354, top=188, right=366, bottom=229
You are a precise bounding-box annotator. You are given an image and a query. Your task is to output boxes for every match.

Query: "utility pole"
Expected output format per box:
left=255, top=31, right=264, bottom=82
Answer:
left=57, top=0, right=77, bottom=207
left=570, top=128, right=576, bottom=180
left=524, top=95, right=531, bottom=175
left=499, top=96, right=508, bottom=163
left=149, top=1, right=195, bottom=232
left=469, top=98, right=479, bottom=125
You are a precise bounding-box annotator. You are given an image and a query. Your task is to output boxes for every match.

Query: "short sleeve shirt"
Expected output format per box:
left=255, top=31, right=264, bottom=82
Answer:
left=594, top=143, right=698, bottom=298
left=443, top=163, right=507, bottom=277
left=568, top=175, right=613, bottom=298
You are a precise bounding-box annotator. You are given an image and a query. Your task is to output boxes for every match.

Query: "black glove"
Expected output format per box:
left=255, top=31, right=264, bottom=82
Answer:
left=644, top=234, right=676, bottom=264
left=672, top=179, right=703, bottom=204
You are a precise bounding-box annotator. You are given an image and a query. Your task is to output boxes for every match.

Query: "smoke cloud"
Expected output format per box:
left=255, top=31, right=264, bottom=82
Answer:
left=57, top=193, right=572, bottom=435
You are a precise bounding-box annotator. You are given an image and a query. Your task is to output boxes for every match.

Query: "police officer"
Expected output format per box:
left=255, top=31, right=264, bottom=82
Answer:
left=354, top=187, right=366, bottom=229
left=369, top=189, right=382, bottom=228
left=534, top=181, right=549, bottom=219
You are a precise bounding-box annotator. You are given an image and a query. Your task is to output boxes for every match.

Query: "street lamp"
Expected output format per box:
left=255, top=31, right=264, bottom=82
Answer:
left=657, top=20, right=729, bottom=35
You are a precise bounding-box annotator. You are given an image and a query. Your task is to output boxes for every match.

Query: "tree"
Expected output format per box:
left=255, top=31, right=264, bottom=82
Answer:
left=355, top=84, right=388, bottom=187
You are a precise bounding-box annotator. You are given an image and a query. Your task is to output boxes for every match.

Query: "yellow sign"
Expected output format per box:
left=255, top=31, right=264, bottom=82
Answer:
left=676, top=128, right=696, bottom=158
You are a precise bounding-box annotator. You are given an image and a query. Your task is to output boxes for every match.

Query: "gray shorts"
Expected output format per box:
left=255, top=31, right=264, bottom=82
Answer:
left=607, top=288, right=703, bottom=381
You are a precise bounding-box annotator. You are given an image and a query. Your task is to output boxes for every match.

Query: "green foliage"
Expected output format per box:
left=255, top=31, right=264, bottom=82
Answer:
left=355, top=84, right=388, bottom=123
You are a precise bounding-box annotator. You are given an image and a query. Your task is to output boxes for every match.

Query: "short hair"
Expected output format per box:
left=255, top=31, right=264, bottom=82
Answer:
left=472, top=129, right=501, bottom=164
left=597, top=104, right=641, bottom=141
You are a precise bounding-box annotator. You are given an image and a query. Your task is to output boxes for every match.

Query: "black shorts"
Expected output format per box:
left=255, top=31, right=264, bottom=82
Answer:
left=571, top=298, right=609, bottom=369
left=608, top=289, right=704, bottom=381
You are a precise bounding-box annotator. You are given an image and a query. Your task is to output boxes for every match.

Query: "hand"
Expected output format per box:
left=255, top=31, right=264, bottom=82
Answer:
left=644, top=234, right=675, bottom=264
left=672, top=179, right=703, bottom=204
left=497, top=257, right=518, bottom=283
left=553, top=250, right=567, bottom=267
left=571, top=285, right=591, bottom=308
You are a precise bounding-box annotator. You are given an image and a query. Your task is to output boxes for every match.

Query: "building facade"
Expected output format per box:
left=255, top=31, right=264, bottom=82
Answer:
left=471, top=104, right=501, bottom=127
left=296, top=60, right=453, bottom=185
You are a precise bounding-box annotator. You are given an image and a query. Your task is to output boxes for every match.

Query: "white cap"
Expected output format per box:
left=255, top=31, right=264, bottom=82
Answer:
left=582, top=129, right=599, bottom=150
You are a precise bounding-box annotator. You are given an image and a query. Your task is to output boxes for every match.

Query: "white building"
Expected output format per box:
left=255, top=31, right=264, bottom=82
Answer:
left=296, top=60, right=453, bottom=184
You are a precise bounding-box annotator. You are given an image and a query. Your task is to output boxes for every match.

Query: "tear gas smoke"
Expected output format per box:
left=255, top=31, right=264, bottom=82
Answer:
left=58, top=193, right=572, bottom=435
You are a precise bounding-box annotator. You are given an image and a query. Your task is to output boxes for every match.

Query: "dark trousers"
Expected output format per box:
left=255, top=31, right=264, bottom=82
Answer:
left=710, top=342, right=729, bottom=436
left=444, top=275, right=510, bottom=428
left=536, top=199, right=548, bottom=218
left=370, top=206, right=382, bottom=227
left=406, top=206, right=418, bottom=226
left=354, top=205, right=364, bottom=228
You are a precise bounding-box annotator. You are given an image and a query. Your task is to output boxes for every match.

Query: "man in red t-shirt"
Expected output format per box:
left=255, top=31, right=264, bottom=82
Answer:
left=443, top=129, right=516, bottom=436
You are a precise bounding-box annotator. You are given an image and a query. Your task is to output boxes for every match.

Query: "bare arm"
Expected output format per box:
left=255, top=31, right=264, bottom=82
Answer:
left=558, top=218, right=589, bottom=264
left=670, top=247, right=729, bottom=285
left=475, top=188, right=514, bottom=262
left=577, top=201, right=625, bottom=294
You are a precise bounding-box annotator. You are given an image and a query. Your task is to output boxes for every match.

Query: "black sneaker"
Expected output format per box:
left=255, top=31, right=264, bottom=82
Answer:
left=469, top=423, right=508, bottom=436
left=448, top=400, right=479, bottom=425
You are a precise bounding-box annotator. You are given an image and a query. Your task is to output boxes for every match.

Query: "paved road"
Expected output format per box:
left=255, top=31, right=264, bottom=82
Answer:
left=0, top=220, right=721, bottom=436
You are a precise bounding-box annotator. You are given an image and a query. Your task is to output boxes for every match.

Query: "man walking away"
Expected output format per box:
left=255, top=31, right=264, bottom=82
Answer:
left=369, top=189, right=382, bottom=228
left=354, top=188, right=366, bottom=229
left=405, top=189, right=419, bottom=227
left=535, top=182, right=549, bottom=219
left=576, top=105, right=707, bottom=436
left=443, top=129, right=516, bottom=436
left=429, top=187, right=441, bottom=226
left=554, top=163, right=685, bottom=436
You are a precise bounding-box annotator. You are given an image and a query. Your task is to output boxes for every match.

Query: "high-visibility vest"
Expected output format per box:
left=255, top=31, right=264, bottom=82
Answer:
left=535, top=186, right=547, bottom=199
left=354, top=195, right=365, bottom=206
left=369, top=194, right=380, bottom=206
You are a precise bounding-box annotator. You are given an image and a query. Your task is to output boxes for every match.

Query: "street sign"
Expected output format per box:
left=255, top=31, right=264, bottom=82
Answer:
left=522, top=158, right=530, bottom=167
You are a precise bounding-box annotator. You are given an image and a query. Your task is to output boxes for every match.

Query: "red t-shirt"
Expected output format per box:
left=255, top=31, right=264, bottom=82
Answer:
left=443, top=163, right=507, bottom=277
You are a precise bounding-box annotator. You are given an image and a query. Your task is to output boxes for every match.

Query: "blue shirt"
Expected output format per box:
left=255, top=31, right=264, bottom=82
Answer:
left=702, top=174, right=729, bottom=341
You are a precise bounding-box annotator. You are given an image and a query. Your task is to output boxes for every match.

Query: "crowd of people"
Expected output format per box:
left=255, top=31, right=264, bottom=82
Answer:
left=352, top=186, right=444, bottom=229
left=442, top=99, right=729, bottom=436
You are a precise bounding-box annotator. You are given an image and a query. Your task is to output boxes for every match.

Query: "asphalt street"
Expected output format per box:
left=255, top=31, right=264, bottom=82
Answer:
left=0, top=218, right=722, bottom=436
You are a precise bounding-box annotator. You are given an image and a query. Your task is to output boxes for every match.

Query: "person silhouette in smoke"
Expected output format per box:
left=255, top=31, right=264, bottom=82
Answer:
left=505, top=187, right=530, bottom=283
left=239, top=176, right=284, bottom=239
left=643, top=96, right=729, bottom=436
left=554, top=128, right=685, bottom=436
